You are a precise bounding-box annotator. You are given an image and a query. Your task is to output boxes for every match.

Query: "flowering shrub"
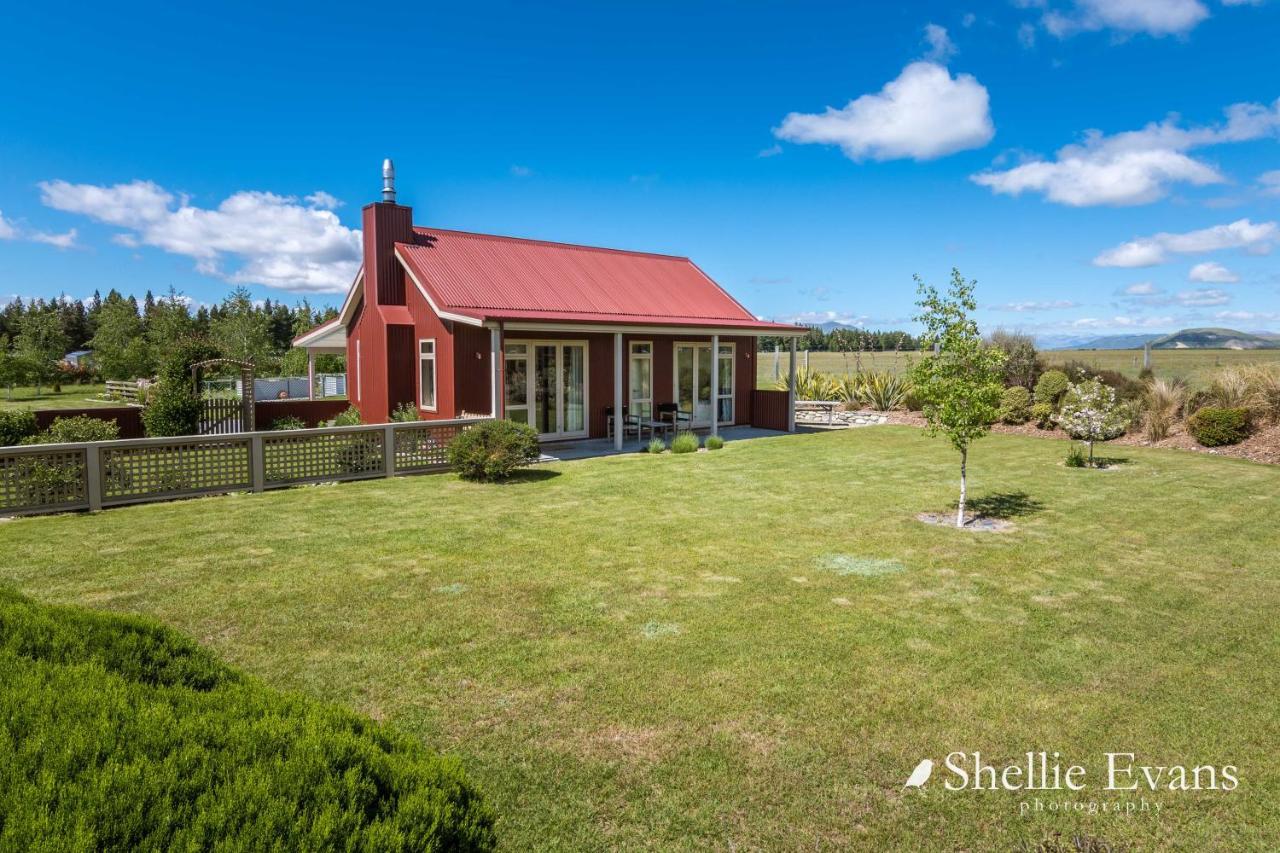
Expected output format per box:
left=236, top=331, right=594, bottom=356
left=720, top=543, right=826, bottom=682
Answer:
left=1056, top=376, right=1128, bottom=466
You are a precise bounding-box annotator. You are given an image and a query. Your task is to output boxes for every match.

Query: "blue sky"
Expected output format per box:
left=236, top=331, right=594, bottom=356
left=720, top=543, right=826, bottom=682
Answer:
left=1, top=0, right=1278, bottom=341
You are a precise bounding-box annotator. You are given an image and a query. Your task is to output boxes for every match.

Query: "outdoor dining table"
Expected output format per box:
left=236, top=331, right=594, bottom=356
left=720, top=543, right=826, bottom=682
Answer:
left=635, top=418, right=672, bottom=445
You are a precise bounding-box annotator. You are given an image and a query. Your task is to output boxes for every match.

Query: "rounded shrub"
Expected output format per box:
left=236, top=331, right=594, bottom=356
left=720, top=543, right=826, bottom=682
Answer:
left=0, top=587, right=496, bottom=851
left=0, top=409, right=39, bottom=447
left=704, top=434, right=725, bottom=450
left=333, top=405, right=362, bottom=426
left=1033, top=369, right=1070, bottom=408
left=270, top=415, right=307, bottom=431
left=446, top=419, right=540, bottom=481
left=1031, top=402, right=1055, bottom=430
left=30, top=414, right=120, bottom=444
left=1187, top=406, right=1250, bottom=447
left=646, top=437, right=666, bottom=454
left=670, top=431, right=699, bottom=454
left=997, top=386, right=1032, bottom=425
left=390, top=402, right=420, bottom=422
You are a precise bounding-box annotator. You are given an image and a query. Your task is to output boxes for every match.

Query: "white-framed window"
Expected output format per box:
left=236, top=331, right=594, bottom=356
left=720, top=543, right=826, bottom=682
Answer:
left=629, top=341, right=652, bottom=420
left=717, top=342, right=735, bottom=425
left=355, top=340, right=361, bottom=402
left=418, top=338, right=437, bottom=411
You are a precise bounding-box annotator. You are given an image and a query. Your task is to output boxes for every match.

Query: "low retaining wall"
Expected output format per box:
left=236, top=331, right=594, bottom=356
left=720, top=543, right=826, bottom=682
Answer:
left=34, top=406, right=145, bottom=439
left=255, top=399, right=350, bottom=428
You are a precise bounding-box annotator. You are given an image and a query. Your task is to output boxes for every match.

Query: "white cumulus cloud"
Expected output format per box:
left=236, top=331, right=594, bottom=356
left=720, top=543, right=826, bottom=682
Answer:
left=1258, top=169, right=1280, bottom=197
left=1188, top=261, right=1240, bottom=283
left=994, top=299, right=1080, bottom=312
left=0, top=211, right=16, bottom=240
left=1093, top=218, right=1277, bottom=267
left=972, top=99, right=1280, bottom=206
left=1124, top=281, right=1160, bottom=295
left=1044, top=0, right=1210, bottom=38
left=39, top=180, right=361, bottom=293
left=1176, top=287, right=1231, bottom=306
left=922, top=24, right=957, bottom=62
left=29, top=229, right=78, bottom=249
left=774, top=61, right=994, bottom=162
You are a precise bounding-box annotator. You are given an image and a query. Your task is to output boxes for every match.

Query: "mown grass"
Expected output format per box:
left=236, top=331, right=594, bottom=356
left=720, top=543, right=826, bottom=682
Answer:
left=755, top=348, right=1280, bottom=390
left=3, top=427, right=1278, bottom=850
left=0, top=384, right=114, bottom=411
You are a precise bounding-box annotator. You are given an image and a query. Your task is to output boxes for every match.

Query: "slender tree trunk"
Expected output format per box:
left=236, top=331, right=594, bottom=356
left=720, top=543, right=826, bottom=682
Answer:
left=1088, top=439, right=1095, bottom=467
left=956, top=446, right=968, bottom=528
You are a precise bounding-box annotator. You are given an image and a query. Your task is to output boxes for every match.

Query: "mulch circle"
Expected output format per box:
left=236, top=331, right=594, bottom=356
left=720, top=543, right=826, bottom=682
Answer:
left=916, top=512, right=1015, bottom=533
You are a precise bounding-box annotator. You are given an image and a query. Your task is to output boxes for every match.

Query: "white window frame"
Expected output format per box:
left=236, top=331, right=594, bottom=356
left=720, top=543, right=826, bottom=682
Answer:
left=629, top=340, right=653, bottom=420
left=673, top=341, right=734, bottom=427
left=418, top=338, right=438, bottom=412
left=716, top=341, right=735, bottom=426
left=355, top=340, right=361, bottom=402
left=502, top=339, right=589, bottom=440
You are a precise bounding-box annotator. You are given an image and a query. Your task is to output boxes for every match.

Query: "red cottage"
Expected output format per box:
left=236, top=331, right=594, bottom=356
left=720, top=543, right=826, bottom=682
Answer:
left=294, top=161, right=806, bottom=448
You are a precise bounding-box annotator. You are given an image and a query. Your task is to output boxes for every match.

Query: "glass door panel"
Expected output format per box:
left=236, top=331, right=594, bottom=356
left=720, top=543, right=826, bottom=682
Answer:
left=504, top=353, right=529, bottom=425
left=534, top=345, right=558, bottom=435
left=562, top=344, right=585, bottom=434
left=694, top=347, right=713, bottom=426
left=717, top=347, right=734, bottom=424
left=676, top=346, right=695, bottom=417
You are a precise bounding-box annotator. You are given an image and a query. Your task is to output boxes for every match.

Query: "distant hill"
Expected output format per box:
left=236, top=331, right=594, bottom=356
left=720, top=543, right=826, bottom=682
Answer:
left=1149, top=328, right=1280, bottom=350
left=1050, top=327, right=1280, bottom=351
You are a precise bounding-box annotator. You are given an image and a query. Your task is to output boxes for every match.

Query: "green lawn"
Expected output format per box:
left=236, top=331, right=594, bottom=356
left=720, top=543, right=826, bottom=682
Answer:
left=3, top=427, right=1277, bottom=850
left=756, top=348, right=1280, bottom=390
left=0, top=384, right=115, bottom=411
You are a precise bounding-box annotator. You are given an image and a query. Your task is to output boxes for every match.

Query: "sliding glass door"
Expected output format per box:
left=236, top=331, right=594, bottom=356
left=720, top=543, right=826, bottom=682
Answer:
left=504, top=341, right=588, bottom=439
left=674, top=342, right=734, bottom=427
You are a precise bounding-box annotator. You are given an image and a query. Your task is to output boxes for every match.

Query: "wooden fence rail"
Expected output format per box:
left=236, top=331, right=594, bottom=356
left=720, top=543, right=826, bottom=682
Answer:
left=0, top=417, right=489, bottom=517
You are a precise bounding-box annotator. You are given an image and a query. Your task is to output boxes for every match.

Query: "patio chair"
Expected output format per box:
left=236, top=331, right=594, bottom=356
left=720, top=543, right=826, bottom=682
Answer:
left=604, top=405, right=638, bottom=440
left=655, top=402, right=692, bottom=431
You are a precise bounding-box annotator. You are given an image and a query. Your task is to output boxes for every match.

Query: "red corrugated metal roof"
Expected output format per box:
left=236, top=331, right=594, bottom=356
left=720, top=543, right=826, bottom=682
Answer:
left=396, top=227, right=802, bottom=332
left=377, top=305, right=414, bottom=325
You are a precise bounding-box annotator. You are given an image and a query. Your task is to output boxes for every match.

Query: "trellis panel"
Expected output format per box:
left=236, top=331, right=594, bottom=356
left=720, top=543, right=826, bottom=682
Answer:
left=263, top=430, right=385, bottom=486
left=394, top=422, right=471, bottom=472
left=100, top=439, right=253, bottom=505
left=0, top=448, right=89, bottom=514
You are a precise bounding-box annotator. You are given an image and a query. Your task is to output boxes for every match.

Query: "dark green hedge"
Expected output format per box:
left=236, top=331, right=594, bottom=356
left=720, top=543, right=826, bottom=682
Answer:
left=0, top=588, right=495, bottom=851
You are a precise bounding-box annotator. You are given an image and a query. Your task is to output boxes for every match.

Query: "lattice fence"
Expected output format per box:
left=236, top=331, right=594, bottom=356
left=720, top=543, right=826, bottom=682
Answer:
left=263, top=430, right=385, bottom=486
left=0, top=417, right=490, bottom=517
left=395, top=421, right=469, bottom=472
left=0, top=448, right=89, bottom=514
left=100, top=439, right=253, bottom=504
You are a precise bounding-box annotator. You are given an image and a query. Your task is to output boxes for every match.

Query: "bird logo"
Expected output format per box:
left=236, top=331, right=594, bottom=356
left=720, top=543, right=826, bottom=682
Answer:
left=904, top=759, right=934, bottom=788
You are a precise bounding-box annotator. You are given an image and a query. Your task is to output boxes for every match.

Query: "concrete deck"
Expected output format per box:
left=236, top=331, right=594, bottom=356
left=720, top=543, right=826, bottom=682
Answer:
left=537, top=424, right=807, bottom=462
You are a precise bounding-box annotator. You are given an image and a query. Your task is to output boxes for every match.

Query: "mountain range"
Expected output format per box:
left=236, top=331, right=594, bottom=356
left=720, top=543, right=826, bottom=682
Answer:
left=1046, top=327, right=1280, bottom=351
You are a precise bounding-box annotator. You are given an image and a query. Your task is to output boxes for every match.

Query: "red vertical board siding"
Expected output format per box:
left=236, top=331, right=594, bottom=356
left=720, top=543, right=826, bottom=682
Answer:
left=732, top=336, right=754, bottom=426
left=404, top=266, right=457, bottom=421
left=363, top=203, right=413, bottom=307
left=750, top=390, right=790, bottom=431
left=386, top=325, right=417, bottom=414
left=453, top=324, right=492, bottom=417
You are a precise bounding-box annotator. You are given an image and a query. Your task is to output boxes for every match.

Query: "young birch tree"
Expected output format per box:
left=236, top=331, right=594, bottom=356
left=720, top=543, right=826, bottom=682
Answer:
left=908, top=269, right=1007, bottom=528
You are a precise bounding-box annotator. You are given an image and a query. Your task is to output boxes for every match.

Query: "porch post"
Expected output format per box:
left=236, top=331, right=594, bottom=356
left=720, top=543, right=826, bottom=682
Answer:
left=709, top=334, right=719, bottom=437
left=613, top=332, right=624, bottom=450
left=307, top=350, right=315, bottom=400
left=787, top=337, right=797, bottom=433
left=490, top=325, right=502, bottom=419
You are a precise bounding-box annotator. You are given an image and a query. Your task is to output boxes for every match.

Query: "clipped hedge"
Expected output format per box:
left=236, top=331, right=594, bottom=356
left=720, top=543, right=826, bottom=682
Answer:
left=1187, top=406, right=1251, bottom=447
left=0, top=588, right=495, bottom=852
